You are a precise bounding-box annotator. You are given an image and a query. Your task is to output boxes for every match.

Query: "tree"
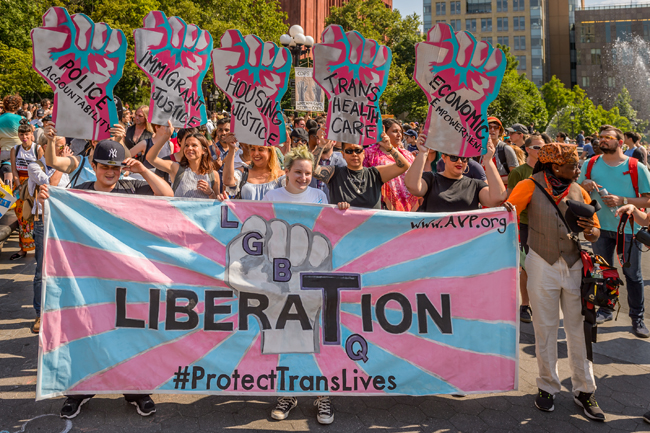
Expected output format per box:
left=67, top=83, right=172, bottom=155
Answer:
left=488, top=69, right=548, bottom=128
left=540, top=75, right=573, bottom=127
left=614, top=86, right=637, bottom=121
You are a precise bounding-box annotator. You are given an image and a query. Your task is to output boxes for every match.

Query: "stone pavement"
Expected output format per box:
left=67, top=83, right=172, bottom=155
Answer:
left=0, top=232, right=649, bottom=433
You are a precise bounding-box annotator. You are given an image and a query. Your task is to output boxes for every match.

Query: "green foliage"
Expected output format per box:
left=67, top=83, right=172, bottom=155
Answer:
left=488, top=70, right=548, bottom=128
left=496, top=44, right=518, bottom=73
left=615, top=86, right=637, bottom=121
left=540, top=76, right=573, bottom=125
left=0, top=43, right=52, bottom=98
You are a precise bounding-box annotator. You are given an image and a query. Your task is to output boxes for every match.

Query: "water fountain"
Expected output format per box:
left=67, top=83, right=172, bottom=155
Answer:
left=544, top=105, right=577, bottom=138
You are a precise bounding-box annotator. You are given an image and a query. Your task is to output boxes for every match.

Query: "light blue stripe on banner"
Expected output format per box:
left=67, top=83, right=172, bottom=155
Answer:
left=333, top=212, right=429, bottom=268
left=276, top=353, right=324, bottom=393
left=168, top=200, right=240, bottom=247
left=361, top=229, right=517, bottom=287
left=272, top=203, right=324, bottom=231
left=44, top=277, right=232, bottom=312
left=340, top=326, right=459, bottom=395
left=157, top=320, right=260, bottom=391
left=48, top=191, right=224, bottom=276
left=40, top=301, right=237, bottom=395
left=341, top=304, right=516, bottom=359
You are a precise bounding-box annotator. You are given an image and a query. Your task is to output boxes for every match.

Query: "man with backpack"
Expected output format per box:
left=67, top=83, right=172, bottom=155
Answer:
left=579, top=125, right=650, bottom=338
left=485, top=117, right=519, bottom=185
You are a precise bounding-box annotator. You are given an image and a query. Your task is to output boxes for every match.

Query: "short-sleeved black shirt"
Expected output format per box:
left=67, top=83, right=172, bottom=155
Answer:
left=75, top=179, right=154, bottom=195
left=328, top=166, right=384, bottom=209
left=421, top=172, right=488, bottom=212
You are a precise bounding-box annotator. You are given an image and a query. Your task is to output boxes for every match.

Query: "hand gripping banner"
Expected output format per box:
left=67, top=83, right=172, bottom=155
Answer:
left=37, top=188, right=519, bottom=399
left=134, top=12, right=213, bottom=129
left=414, top=23, right=506, bottom=157
left=31, top=7, right=127, bottom=140
left=313, top=25, right=391, bottom=146
left=212, top=30, right=291, bottom=147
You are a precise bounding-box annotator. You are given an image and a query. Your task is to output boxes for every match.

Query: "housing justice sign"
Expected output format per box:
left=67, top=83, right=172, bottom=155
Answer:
left=37, top=188, right=519, bottom=399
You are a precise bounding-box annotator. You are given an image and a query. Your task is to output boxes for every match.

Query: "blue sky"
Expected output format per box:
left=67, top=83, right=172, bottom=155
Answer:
left=392, top=0, right=639, bottom=26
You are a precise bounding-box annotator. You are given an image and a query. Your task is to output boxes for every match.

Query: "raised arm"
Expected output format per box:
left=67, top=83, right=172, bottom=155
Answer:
left=479, top=139, right=508, bottom=207
left=43, top=122, right=79, bottom=174
left=124, top=158, right=173, bottom=197
left=404, top=135, right=429, bottom=197
left=311, top=129, right=336, bottom=183
left=221, top=133, right=240, bottom=187
left=375, top=133, right=411, bottom=183
left=145, top=121, right=177, bottom=176
left=130, top=139, right=147, bottom=158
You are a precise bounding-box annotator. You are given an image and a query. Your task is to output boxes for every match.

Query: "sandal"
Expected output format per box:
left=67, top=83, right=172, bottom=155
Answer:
left=9, top=252, right=26, bottom=261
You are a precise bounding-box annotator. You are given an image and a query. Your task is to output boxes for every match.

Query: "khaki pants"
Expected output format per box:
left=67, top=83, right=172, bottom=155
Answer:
left=526, top=249, right=596, bottom=396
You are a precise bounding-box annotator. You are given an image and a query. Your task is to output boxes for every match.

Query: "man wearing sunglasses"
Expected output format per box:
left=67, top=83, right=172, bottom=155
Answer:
left=509, top=123, right=529, bottom=151
left=578, top=125, right=650, bottom=338
left=486, top=117, right=519, bottom=185
left=556, top=132, right=567, bottom=143
left=290, top=128, right=309, bottom=148
left=311, top=130, right=410, bottom=209
left=506, top=134, right=543, bottom=324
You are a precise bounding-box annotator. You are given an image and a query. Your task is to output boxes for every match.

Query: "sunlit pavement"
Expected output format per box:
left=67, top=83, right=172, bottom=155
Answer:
left=1, top=232, right=649, bottom=433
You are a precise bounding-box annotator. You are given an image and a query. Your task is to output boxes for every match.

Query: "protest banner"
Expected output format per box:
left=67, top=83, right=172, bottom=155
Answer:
left=213, top=30, right=291, bottom=147
left=134, top=12, right=213, bottom=129
left=38, top=187, right=519, bottom=399
left=0, top=187, right=16, bottom=218
left=414, top=23, right=506, bottom=157
left=294, top=67, right=325, bottom=112
left=31, top=7, right=127, bottom=140
left=313, top=25, right=391, bottom=146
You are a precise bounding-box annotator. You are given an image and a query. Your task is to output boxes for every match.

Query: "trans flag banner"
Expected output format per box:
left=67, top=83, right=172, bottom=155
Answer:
left=37, top=187, right=519, bottom=399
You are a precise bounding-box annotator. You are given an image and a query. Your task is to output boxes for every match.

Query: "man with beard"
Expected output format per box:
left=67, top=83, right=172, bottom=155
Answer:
left=579, top=125, right=650, bottom=338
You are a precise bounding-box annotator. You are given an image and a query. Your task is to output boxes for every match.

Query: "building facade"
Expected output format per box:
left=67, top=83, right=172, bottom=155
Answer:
left=575, top=4, right=650, bottom=118
left=279, top=0, right=393, bottom=44
left=423, top=0, right=546, bottom=85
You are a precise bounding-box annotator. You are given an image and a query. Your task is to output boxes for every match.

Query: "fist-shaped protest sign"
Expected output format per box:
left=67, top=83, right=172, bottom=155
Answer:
left=226, top=216, right=333, bottom=354
left=313, top=25, right=391, bottom=146
left=212, top=30, right=290, bottom=147
left=31, top=7, right=126, bottom=140
left=134, top=12, right=213, bottom=128
left=414, top=23, right=506, bottom=157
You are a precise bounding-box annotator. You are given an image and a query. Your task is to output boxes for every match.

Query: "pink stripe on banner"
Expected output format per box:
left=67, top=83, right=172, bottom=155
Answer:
left=231, top=334, right=279, bottom=392
left=341, top=312, right=516, bottom=392
left=335, top=220, right=494, bottom=274
left=312, top=207, right=373, bottom=247
left=70, top=190, right=226, bottom=266
left=340, top=269, right=518, bottom=323
left=313, top=343, right=384, bottom=394
left=70, top=315, right=238, bottom=392
left=226, top=201, right=275, bottom=224
left=42, top=300, right=217, bottom=353
left=45, top=239, right=227, bottom=288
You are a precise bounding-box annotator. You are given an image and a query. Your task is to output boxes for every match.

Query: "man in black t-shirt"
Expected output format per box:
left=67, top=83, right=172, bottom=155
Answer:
left=311, top=131, right=410, bottom=209
left=39, top=140, right=172, bottom=420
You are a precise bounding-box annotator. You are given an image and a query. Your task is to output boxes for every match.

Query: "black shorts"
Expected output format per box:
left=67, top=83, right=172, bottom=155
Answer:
left=519, top=223, right=529, bottom=254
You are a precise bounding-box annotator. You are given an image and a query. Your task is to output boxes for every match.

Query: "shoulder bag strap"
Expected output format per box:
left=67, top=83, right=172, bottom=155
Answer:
left=497, top=145, right=510, bottom=174
left=585, top=155, right=601, bottom=180
left=171, top=164, right=186, bottom=192
left=234, top=167, right=249, bottom=200
left=66, top=155, right=86, bottom=188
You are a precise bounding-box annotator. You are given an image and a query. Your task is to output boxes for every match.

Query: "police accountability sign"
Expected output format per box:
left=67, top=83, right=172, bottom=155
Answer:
left=38, top=188, right=519, bottom=399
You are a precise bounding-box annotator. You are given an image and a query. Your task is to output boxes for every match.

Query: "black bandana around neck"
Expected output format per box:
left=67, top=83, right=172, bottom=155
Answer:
left=545, top=167, right=571, bottom=196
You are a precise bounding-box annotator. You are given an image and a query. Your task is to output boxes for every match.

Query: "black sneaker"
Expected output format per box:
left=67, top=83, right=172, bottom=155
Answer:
left=60, top=396, right=91, bottom=419
left=127, top=395, right=156, bottom=416
left=271, top=397, right=297, bottom=420
left=574, top=392, right=605, bottom=421
left=520, top=305, right=532, bottom=323
left=596, top=309, right=613, bottom=324
left=632, top=319, right=650, bottom=338
left=314, top=396, right=333, bottom=425
left=643, top=411, right=650, bottom=423
left=534, top=389, right=554, bottom=412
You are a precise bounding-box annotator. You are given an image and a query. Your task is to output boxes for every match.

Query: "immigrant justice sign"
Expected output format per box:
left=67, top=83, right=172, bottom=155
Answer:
left=37, top=188, right=519, bottom=399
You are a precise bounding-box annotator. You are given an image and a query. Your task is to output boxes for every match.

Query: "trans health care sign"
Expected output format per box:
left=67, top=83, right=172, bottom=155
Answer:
left=37, top=188, right=519, bottom=399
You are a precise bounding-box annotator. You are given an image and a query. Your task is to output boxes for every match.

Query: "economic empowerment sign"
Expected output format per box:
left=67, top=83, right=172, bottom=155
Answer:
left=37, top=187, right=519, bottom=399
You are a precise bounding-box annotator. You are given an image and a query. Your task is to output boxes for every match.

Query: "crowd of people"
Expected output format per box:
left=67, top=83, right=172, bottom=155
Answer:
left=0, top=93, right=649, bottom=426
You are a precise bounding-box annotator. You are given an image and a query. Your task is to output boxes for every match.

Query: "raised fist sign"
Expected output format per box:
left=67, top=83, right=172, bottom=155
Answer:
left=31, top=7, right=126, bottom=140
left=134, top=11, right=213, bottom=128
left=313, top=25, right=391, bottom=146
left=225, top=216, right=332, bottom=354
left=414, top=23, right=506, bottom=157
left=212, top=30, right=290, bottom=147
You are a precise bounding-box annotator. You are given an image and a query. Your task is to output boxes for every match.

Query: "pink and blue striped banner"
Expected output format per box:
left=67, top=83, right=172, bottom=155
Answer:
left=37, top=187, right=519, bottom=399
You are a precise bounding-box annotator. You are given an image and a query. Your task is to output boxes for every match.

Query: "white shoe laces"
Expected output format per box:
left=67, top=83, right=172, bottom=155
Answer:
left=314, top=396, right=331, bottom=414
left=275, top=397, right=296, bottom=411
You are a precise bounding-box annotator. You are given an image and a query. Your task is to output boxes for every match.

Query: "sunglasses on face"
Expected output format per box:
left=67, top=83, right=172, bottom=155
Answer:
left=447, top=155, right=469, bottom=163
left=291, top=138, right=306, bottom=143
left=528, top=145, right=542, bottom=150
left=599, top=135, right=617, bottom=141
left=488, top=125, right=501, bottom=130
left=344, top=148, right=364, bottom=155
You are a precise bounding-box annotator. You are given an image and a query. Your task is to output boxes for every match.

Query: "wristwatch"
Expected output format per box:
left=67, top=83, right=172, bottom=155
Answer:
left=623, top=197, right=628, bottom=205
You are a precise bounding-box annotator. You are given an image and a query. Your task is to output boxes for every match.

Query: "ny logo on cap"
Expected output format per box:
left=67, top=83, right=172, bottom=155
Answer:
left=109, top=149, right=118, bottom=159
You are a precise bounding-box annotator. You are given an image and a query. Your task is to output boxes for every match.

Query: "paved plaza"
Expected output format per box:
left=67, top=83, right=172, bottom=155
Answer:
left=1, top=232, right=649, bottom=433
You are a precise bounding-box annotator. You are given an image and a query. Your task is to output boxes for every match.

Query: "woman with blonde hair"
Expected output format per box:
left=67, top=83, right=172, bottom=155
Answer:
left=222, top=135, right=285, bottom=200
